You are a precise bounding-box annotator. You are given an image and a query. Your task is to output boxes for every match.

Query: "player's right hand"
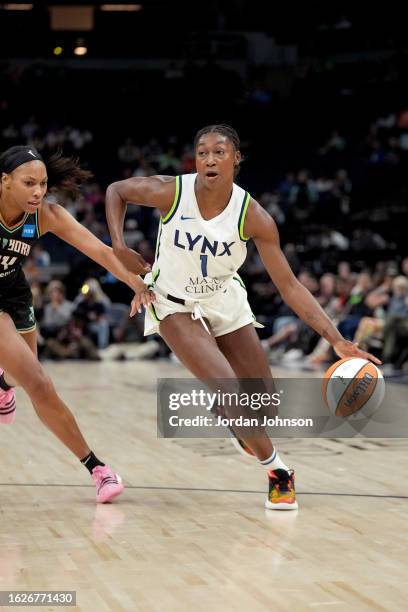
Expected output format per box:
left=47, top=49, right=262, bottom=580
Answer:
left=333, top=339, right=382, bottom=365
left=113, top=245, right=151, bottom=275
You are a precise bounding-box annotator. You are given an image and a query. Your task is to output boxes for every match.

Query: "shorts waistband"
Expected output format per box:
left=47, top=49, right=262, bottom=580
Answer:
left=166, top=293, right=186, bottom=305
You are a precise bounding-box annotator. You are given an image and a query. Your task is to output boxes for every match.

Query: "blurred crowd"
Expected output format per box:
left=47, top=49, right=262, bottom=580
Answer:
left=254, top=258, right=408, bottom=374
left=27, top=253, right=408, bottom=374
left=1, top=106, right=407, bottom=373
left=31, top=277, right=146, bottom=361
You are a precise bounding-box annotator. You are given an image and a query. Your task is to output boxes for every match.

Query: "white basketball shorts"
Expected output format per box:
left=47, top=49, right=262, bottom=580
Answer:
left=144, top=276, right=263, bottom=338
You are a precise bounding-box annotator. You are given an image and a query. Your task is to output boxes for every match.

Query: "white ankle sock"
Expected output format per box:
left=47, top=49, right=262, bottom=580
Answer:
left=260, top=449, right=289, bottom=472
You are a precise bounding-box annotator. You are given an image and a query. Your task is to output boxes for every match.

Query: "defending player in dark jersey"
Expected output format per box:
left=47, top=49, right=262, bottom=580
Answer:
left=0, top=145, right=153, bottom=503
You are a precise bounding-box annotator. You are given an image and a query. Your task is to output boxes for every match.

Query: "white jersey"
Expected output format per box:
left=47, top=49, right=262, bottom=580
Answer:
left=148, top=173, right=251, bottom=302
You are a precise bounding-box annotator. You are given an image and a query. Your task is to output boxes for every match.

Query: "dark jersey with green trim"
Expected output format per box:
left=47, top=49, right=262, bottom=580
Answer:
left=146, top=173, right=251, bottom=301
left=0, top=210, right=41, bottom=288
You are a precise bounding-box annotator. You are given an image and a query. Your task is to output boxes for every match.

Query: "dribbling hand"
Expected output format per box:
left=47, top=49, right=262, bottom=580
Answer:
left=333, top=339, right=382, bottom=365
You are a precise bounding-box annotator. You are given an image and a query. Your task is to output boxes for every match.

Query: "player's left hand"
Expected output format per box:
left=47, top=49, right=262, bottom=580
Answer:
left=130, top=284, right=156, bottom=317
left=333, top=339, right=382, bottom=365
left=114, top=245, right=151, bottom=275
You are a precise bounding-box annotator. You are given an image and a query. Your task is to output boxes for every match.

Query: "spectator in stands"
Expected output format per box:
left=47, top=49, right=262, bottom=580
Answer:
left=259, top=192, right=285, bottom=226
left=401, top=256, right=408, bottom=277
left=288, top=170, right=318, bottom=221
left=319, top=130, right=346, bottom=155
left=337, top=270, right=373, bottom=340
left=41, top=280, right=73, bottom=339
left=31, top=243, right=51, bottom=268
left=277, top=172, right=296, bottom=214
left=337, top=260, right=352, bottom=281
left=132, top=157, right=156, bottom=178
left=43, top=314, right=100, bottom=361
left=261, top=271, right=319, bottom=354
left=381, top=276, right=408, bottom=369
left=118, top=138, right=140, bottom=165
left=180, top=145, right=195, bottom=173
left=73, top=279, right=111, bottom=349
left=155, top=147, right=181, bottom=174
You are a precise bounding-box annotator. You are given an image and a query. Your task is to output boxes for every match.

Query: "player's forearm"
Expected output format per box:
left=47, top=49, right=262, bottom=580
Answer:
left=105, top=183, right=128, bottom=249
left=282, top=281, right=343, bottom=345
left=99, top=246, right=143, bottom=292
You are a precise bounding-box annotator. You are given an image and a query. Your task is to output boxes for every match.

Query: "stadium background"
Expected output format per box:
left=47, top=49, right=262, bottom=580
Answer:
left=1, top=1, right=407, bottom=371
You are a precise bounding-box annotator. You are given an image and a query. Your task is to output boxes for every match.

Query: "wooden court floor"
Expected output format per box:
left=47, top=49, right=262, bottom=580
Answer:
left=0, top=359, right=407, bottom=612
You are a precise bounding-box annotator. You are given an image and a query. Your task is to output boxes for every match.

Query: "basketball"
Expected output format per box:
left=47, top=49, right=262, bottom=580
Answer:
left=322, top=358, right=385, bottom=419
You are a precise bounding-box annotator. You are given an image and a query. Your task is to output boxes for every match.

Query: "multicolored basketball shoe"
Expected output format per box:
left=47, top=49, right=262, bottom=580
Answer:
left=265, top=469, right=298, bottom=510
left=0, top=369, right=16, bottom=425
left=91, top=465, right=124, bottom=503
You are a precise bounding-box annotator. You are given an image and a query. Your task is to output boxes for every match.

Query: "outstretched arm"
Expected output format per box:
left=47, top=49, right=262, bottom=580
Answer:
left=105, top=175, right=176, bottom=273
left=244, top=199, right=381, bottom=363
left=40, top=202, right=155, bottom=316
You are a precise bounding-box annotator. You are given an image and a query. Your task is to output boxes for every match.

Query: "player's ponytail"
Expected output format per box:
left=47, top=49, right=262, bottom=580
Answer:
left=46, top=151, right=93, bottom=198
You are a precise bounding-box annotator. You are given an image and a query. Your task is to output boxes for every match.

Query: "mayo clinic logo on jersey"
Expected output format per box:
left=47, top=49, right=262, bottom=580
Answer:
left=22, top=224, right=36, bottom=238
left=185, top=276, right=226, bottom=295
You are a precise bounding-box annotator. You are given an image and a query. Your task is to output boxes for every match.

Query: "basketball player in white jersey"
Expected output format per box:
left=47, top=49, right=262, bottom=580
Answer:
left=106, top=125, right=380, bottom=510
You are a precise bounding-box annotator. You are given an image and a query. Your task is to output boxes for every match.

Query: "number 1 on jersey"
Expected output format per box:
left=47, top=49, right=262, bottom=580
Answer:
left=200, top=254, right=208, bottom=277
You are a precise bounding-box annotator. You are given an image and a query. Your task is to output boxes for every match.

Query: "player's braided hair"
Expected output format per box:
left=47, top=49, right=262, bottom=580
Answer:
left=194, top=124, right=240, bottom=150
left=193, top=124, right=243, bottom=176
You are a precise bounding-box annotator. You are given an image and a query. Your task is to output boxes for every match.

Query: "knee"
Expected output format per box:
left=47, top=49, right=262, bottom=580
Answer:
left=26, top=369, right=55, bottom=403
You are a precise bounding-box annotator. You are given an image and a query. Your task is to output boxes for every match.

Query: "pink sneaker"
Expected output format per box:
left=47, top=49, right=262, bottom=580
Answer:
left=91, top=465, right=124, bottom=503
left=0, top=370, right=16, bottom=424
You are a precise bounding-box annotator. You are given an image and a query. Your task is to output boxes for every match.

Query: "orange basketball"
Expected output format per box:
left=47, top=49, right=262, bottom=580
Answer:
left=322, top=357, right=385, bottom=419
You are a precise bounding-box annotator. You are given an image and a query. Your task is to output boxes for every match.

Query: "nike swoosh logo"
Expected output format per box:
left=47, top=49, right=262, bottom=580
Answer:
left=180, top=215, right=195, bottom=221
